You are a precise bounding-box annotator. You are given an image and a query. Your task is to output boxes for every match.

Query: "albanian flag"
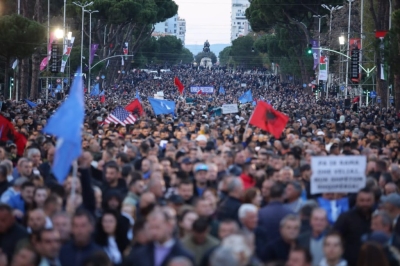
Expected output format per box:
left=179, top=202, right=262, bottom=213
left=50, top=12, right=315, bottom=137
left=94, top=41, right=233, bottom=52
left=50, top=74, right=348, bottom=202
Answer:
left=0, top=115, right=27, bottom=156
left=125, top=99, right=144, bottom=116
left=174, top=77, right=184, bottom=94
left=249, top=101, right=289, bottom=139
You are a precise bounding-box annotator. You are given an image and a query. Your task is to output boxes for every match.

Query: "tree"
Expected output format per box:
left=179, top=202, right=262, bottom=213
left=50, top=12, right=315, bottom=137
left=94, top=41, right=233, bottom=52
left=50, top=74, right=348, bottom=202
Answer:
left=89, top=0, right=178, bottom=82
left=386, top=8, right=400, bottom=111
left=219, top=46, right=232, bottom=66
left=156, top=35, right=183, bottom=63
left=230, top=36, right=263, bottom=68
left=179, top=48, right=194, bottom=64
left=194, top=51, right=217, bottom=64
left=246, top=0, right=341, bottom=82
left=0, top=14, right=45, bottom=98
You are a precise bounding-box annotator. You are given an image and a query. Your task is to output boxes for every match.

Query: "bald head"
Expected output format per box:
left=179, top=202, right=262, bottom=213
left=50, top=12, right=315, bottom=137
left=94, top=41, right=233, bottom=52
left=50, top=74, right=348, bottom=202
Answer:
left=167, top=257, right=193, bottom=266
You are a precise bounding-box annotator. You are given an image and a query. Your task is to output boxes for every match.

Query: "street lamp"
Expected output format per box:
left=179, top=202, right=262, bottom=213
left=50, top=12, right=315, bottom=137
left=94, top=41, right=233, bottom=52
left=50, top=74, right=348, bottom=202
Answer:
left=72, top=1, right=94, bottom=72
left=321, top=4, right=343, bottom=44
left=344, top=0, right=355, bottom=99
left=85, top=9, right=98, bottom=93
left=339, top=35, right=345, bottom=45
left=312, top=15, right=327, bottom=45
left=54, top=28, right=64, bottom=39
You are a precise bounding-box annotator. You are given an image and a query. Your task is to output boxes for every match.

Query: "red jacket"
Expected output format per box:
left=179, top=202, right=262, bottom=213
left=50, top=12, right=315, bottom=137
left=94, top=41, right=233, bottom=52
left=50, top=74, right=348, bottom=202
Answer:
left=240, top=173, right=255, bottom=190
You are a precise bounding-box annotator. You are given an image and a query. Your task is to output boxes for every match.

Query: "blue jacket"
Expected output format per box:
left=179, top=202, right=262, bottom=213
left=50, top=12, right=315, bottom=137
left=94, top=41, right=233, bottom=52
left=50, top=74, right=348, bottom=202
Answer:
left=59, top=240, right=103, bottom=266
left=258, top=201, right=294, bottom=244
left=7, top=194, right=25, bottom=214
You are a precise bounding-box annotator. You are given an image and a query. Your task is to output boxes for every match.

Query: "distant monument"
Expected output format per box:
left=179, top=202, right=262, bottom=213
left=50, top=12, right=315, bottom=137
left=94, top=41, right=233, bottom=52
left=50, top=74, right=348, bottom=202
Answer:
left=200, top=40, right=212, bottom=69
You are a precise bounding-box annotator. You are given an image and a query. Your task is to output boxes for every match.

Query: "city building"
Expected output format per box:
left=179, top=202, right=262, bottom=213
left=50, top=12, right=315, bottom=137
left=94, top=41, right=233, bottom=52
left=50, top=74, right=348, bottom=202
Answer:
left=231, top=0, right=251, bottom=41
left=153, top=15, right=186, bottom=45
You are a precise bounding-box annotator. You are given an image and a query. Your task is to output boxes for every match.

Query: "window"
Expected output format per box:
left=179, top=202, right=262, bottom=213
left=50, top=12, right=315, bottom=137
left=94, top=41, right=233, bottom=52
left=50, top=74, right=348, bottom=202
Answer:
left=174, top=30, right=176, bottom=33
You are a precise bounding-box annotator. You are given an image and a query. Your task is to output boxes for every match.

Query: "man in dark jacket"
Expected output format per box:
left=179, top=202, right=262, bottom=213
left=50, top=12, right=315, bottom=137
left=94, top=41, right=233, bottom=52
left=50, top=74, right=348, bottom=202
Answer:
left=102, top=161, right=128, bottom=200
left=0, top=204, right=29, bottom=263
left=262, top=214, right=301, bottom=264
left=59, top=209, right=104, bottom=266
left=215, top=177, right=243, bottom=225
left=124, top=207, right=194, bottom=266
left=334, top=188, right=375, bottom=266
left=258, top=182, right=294, bottom=243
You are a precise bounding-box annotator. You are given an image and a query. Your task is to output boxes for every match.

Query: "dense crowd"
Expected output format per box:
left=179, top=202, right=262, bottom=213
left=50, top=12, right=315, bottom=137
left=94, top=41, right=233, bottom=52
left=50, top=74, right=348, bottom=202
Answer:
left=0, top=66, right=400, bottom=266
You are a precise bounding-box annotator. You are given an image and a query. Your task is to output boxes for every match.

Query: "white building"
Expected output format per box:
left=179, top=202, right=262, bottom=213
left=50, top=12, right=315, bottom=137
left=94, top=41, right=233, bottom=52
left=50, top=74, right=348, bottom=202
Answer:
left=231, top=0, right=251, bottom=41
left=153, top=15, right=186, bottom=45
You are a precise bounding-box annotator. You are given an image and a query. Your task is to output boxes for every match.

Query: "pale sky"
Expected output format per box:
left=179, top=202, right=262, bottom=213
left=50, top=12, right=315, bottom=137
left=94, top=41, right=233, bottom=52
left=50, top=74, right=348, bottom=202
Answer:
left=174, top=0, right=231, bottom=45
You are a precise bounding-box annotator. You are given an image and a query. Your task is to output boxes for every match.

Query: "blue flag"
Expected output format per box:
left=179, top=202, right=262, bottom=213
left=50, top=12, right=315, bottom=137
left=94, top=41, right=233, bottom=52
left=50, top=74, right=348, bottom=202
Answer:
left=25, top=99, right=37, bottom=108
left=252, top=100, right=257, bottom=106
left=136, top=91, right=141, bottom=102
left=90, top=84, right=100, bottom=96
left=239, top=89, right=253, bottom=104
left=43, top=69, right=85, bottom=184
left=148, top=97, right=175, bottom=116
left=99, top=90, right=104, bottom=96
left=219, top=86, right=225, bottom=95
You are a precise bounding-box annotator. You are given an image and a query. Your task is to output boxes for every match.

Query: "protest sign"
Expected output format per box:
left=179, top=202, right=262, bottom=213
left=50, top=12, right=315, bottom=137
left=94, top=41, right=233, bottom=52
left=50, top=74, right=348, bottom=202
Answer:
left=310, top=156, right=366, bottom=194
left=221, top=104, right=239, bottom=114
left=190, top=86, right=214, bottom=94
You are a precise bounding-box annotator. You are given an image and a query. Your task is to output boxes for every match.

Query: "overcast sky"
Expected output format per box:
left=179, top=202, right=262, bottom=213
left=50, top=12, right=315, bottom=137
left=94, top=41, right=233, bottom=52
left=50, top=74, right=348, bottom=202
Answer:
left=174, top=0, right=231, bottom=45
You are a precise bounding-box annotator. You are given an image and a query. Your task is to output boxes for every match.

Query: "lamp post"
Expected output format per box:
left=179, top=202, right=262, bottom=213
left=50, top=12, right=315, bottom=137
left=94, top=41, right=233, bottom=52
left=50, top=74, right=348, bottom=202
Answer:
left=72, top=1, right=93, bottom=72
left=339, top=35, right=346, bottom=98
left=313, top=14, right=327, bottom=98
left=85, top=9, right=98, bottom=93
left=321, top=4, right=343, bottom=45
left=344, top=0, right=354, bottom=99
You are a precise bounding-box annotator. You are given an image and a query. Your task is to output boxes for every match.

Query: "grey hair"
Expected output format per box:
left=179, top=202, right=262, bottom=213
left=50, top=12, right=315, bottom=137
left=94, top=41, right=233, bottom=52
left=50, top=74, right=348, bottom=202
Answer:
left=210, top=246, right=240, bottom=266
left=27, top=148, right=41, bottom=158
left=280, top=214, right=300, bottom=228
left=167, top=256, right=193, bottom=266
left=227, top=178, right=242, bottom=193
left=238, top=204, right=258, bottom=220
left=373, top=210, right=393, bottom=228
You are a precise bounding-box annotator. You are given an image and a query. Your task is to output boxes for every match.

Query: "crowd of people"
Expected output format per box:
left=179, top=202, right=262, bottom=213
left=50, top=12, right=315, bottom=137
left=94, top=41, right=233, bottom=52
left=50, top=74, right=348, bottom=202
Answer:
left=0, top=66, right=399, bottom=266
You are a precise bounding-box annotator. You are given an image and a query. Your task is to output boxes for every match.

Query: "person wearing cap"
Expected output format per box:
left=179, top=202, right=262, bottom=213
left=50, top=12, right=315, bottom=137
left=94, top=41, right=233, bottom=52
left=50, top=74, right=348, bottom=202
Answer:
left=193, top=164, right=209, bottom=197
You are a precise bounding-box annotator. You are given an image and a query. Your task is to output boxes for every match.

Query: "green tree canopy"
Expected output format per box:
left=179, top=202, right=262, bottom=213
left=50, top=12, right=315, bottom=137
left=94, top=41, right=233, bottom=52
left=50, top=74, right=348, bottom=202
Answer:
left=219, top=46, right=232, bottom=66
left=0, top=14, right=46, bottom=61
left=179, top=48, right=194, bottom=64
left=230, top=36, right=263, bottom=68
left=156, top=35, right=184, bottom=63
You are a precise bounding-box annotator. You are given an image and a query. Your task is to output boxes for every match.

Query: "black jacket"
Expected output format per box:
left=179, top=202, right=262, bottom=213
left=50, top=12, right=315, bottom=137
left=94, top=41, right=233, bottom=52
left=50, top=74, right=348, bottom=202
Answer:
left=0, top=223, right=28, bottom=263
left=215, top=195, right=242, bottom=224
left=334, top=208, right=372, bottom=266
left=261, top=237, right=295, bottom=263
left=123, top=240, right=194, bottom=266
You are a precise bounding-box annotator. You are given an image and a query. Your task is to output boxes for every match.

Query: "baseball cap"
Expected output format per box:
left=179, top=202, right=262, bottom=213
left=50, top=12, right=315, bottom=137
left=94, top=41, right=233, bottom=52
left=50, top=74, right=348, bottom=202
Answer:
left=167, top=194, right=184, bottom=205
left=380, top=193, right=400, bottom=208
left=195, top=164, right=208, bottom=172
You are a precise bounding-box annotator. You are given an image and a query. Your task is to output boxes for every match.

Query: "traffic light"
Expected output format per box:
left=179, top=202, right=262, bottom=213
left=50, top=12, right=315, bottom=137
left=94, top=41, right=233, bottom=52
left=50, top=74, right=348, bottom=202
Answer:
left=51, top=42, right=60, bottom=73
left=307, top=44, right=312, bottom=55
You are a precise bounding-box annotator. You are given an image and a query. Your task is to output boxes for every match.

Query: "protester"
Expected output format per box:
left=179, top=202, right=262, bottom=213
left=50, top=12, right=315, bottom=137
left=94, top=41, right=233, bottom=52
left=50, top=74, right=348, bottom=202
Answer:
left=1, top=66, right=400, bottom=266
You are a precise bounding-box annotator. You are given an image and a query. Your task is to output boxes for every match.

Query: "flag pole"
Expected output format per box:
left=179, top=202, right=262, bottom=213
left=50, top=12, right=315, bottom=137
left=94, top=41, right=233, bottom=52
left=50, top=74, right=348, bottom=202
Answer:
left=71, top=160, right=78, bottom=200
left=243, top=103, right=256, bottom=142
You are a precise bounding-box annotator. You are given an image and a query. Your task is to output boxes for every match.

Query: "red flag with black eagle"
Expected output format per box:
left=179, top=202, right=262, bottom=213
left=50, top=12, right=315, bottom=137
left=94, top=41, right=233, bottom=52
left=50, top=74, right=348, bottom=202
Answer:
left=0, top=115, right=27, bottom=156
left=125, top=99, right=144, bottom=116
left=249, top=101, right=289, bottom=139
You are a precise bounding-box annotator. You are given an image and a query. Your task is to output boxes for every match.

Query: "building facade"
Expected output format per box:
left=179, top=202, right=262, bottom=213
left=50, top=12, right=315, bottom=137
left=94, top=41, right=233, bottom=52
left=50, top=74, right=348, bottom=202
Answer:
left=231, top=0, right=251, bottom=41
left=153, top=15, right=186, bottom=45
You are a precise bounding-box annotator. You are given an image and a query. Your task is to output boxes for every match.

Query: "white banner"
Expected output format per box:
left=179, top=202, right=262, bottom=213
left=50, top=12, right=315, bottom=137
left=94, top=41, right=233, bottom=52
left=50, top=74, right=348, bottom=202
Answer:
left=221, top=104, right=239, bottom=114
left=311, top=156, right=366, bottom=194
left=190, top=86, right=214, bottom=94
